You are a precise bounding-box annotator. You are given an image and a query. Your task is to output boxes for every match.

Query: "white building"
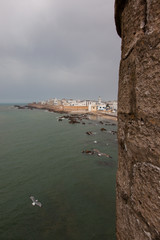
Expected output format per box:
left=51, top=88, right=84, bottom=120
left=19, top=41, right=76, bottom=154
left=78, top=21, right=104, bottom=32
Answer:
left=113, top=101, right=117, bottom=110
left=97, top=97, right=106, bottom=111
left=47, top=99, right=54, bottom=105
left=88, top=101, right=97, bottom=112
left=97, top=105, right=106, bottom=111
left=107, top=101, right=117, bottom=111
left=41, top=101, right=46, bottom=105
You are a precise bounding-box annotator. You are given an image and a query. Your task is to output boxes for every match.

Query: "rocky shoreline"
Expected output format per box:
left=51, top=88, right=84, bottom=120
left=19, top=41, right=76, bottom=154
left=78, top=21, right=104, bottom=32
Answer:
left=14, top=103, right=117, bottom=121
left=14, top=103, right=117, bottom=162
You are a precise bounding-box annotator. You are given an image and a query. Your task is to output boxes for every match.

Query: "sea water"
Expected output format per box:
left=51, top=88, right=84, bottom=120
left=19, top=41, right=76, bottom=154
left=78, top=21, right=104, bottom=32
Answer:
left=0, top=105, right=118, bottom=240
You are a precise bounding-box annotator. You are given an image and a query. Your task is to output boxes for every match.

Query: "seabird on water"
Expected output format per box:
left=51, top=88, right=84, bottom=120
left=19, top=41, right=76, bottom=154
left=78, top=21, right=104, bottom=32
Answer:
left=30, top=196, right=42, bottom=207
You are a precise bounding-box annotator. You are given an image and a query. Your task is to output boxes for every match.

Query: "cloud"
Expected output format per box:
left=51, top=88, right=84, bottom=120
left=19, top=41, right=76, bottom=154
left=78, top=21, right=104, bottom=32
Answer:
left=0, top=0, right=121, bottom=102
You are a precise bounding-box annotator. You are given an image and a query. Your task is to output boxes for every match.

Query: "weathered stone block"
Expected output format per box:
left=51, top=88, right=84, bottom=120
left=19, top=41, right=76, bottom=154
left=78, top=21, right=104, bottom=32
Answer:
left=119, top=34, right=160, bottom=119
left=120, top=118, right=160, bottom=165
left=121, top=0, right=145, bottom=59
left=135, top=34, right=160, bottom=120
left=131, top=162, right=160, bottom=235
left=116, top=191, right=157, bottom=240
left=146, top=0, right=160, bottom=34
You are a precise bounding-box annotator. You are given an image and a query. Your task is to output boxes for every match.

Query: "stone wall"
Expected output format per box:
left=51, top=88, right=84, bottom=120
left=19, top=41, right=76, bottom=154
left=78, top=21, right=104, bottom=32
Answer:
left=62, top=105, right=88, bottom=111
left=115, top=0, right=160, bottom=239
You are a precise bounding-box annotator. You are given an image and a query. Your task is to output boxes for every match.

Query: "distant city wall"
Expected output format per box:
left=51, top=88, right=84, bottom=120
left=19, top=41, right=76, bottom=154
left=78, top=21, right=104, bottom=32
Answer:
left=115, top=0, right=160, bottom=239
left=62, top=106, right=88, bottom=111
left=28, top=103, right=89, bottom=113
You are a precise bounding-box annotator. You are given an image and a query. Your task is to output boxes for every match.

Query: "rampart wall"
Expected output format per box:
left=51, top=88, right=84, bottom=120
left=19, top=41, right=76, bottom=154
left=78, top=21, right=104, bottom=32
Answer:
left=115, top=0, right=160, bottom=239
left=62, top=106, right=88, bottom=111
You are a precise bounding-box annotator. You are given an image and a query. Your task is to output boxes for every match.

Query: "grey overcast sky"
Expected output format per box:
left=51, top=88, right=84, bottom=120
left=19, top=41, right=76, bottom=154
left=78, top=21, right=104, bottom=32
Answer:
left=0, top=0, right=121, bottom=103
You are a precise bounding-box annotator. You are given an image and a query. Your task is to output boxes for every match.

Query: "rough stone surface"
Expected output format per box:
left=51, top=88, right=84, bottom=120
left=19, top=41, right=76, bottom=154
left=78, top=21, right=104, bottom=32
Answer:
left=115, top=0, right=160, bottom=239
left=131, top=163, right=160, bottom=232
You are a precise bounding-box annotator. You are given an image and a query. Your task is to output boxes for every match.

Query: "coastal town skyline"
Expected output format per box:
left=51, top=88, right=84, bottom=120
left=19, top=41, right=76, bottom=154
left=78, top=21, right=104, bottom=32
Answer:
left=0, top=0, right=121, bottom=103
left=27, top=96, right=118, bottom=115
left=36, top=96, right=117, bottom=107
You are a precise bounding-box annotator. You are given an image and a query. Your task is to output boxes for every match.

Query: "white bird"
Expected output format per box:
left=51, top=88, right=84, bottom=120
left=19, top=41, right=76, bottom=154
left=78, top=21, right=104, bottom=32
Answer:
left=30, top=196, right=42, bottom=207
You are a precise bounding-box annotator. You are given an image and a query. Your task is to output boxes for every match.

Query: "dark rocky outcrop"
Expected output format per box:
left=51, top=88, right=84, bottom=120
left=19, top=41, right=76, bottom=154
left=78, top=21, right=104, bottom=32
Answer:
left=100, top=128, right=107, bottom=131
left=115, top=0, right=160, bottom=239
left=86, top=131, right=93, bottom=135
left=58, top=114, right=89, bottom=125
left=14, top=105, right=34, bottom=110
left=82, top=149, right=112, bottom=158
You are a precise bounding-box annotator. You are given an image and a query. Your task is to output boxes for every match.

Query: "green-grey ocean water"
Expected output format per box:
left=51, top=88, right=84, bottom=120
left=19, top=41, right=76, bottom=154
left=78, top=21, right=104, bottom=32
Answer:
left=0, top=105, right=118, bottom=240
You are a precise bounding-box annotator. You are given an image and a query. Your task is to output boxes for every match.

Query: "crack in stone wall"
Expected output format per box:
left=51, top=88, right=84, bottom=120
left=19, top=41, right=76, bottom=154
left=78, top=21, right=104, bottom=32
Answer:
left=143, top=0, right=148, bottom=33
